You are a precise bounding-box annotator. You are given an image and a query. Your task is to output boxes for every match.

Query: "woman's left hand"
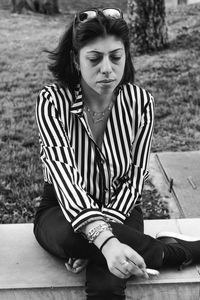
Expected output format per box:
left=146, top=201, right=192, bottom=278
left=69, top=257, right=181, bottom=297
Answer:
left=65, top=258, right=89, bottom=274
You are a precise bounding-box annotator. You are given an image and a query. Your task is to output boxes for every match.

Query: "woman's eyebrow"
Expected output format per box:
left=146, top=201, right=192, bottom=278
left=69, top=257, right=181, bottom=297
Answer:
left=110, top=48, right=124, bottom=53
left=87, top=48, right=124, bottom=54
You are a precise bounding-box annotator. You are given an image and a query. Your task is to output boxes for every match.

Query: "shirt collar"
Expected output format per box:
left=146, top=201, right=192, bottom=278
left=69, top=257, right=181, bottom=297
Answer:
left=70, top=84, right=123, bottom=115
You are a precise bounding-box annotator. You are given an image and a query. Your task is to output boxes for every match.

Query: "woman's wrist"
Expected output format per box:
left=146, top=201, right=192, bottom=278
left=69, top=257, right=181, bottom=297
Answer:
left=99, top=234, right=119, bottom=255
left=81, top=220, right=113, bottom=244
left=99, top=235, right=118, bottom=252
left=81, top=220, right=119, bottom=250
left=92, top=229, right=115, bottom=248
left=82, top=220, right=107, bottom=236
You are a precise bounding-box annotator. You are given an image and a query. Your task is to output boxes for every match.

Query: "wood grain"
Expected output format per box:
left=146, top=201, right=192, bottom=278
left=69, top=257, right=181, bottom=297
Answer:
left=0, top=221, right=200, bottom=299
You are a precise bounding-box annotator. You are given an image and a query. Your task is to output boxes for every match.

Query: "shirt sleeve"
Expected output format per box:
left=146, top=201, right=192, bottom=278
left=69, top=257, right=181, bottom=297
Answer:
left=102, top=89, right=154, bottom=223
left=36, top=86, right=105, bottom=232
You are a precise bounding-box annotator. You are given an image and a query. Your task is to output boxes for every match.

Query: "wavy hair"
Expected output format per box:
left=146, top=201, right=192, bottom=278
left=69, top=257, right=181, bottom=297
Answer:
left=46, top=11, right=134, bottom=92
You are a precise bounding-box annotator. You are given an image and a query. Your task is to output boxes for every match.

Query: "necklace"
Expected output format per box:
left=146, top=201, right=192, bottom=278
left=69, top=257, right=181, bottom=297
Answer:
left=84, top=101, right=113, bottom=123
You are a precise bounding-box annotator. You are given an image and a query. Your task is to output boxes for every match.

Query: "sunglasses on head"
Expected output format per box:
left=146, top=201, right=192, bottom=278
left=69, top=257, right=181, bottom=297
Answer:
left=75, top=8, right=123, bottom=23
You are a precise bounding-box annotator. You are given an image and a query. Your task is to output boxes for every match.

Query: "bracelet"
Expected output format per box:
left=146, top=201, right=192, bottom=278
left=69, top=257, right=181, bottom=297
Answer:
left=99, top=235, right=117, bottom=252
left=87, top=223, right=112, bottom=243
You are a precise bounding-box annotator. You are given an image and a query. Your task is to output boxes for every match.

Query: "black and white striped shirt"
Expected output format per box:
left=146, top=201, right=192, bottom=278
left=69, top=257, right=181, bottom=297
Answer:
left=36, top=83, right=154, bottom=232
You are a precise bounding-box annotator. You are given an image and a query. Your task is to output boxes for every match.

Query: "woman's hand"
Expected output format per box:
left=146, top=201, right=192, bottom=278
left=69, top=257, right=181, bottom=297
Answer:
left=101, top=238, right=148, bottom=279
left=65, top=258, right=89, bottom=274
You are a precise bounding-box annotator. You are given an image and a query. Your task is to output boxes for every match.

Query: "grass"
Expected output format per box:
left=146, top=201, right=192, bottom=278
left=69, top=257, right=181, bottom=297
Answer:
left=0, top=3, right=200, bottom=223
left=134, top=4, right=200, bottom=152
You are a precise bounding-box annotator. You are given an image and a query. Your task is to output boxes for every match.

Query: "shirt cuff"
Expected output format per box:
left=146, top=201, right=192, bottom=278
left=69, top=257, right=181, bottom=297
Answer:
left=71, top=209, right=105, bottom=232
left=102, top=207, right=126, bottom=224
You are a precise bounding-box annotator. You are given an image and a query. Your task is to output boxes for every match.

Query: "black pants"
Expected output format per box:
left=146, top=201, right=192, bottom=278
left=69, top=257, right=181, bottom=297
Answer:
left=33, top=183, right=164, bottom=300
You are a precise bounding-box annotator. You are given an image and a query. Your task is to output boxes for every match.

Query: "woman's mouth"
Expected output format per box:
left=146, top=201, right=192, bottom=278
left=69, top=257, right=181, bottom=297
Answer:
left=97, top=79, right=115, bottom=83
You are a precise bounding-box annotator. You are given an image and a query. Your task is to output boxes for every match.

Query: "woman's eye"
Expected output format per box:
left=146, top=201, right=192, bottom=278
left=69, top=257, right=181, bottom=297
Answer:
left=89, top=57, right=101, bottom=63
left=111, top=56, right=121, bottom=61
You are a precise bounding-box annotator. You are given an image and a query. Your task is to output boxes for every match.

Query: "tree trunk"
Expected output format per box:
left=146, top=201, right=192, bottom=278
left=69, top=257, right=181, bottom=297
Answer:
left=127, top=0, right=168, bottom=54
left=11, top=0, right=60, bottom=15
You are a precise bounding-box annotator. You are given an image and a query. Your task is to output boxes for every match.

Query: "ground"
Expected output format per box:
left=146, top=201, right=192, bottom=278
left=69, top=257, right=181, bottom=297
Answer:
left=0, top=3, right=200, bottom=223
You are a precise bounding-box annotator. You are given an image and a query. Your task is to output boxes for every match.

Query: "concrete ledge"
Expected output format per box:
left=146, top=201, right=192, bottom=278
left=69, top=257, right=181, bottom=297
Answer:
left=0, top=219, right=200, bottom=299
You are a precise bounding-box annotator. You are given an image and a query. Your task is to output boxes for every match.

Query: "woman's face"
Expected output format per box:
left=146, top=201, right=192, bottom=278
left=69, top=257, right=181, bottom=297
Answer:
left=78, top=35, right=126, bottom=95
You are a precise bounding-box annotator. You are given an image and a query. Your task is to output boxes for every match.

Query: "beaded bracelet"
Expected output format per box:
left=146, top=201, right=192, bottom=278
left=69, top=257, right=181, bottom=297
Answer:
left=99, top=235, right=117, bottom=252
left=86, top=223, right=112, bottom=243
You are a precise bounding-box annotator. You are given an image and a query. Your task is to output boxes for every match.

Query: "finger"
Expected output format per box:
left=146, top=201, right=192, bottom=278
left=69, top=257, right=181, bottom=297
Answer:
left=123, top=260, right=147, bottom=278
left=72, top=259, right=82, bottom=268
left=73, top=259, right=88, bottom=269
left=65, top=262, right=77, bottom=273
left=137, top=259, right=146, bottom=270
left=115, top=266, right=131, bottom=279
left=72, top=265, right=86, bottom=274
left=68, top=258, right=75, bottom=267
left=129, top=254, right=146, bottom=268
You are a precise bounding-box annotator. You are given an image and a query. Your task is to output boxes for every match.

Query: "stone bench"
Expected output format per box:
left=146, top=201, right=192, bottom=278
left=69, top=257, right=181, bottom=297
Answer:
left=0, top=219, right=200, bottom=300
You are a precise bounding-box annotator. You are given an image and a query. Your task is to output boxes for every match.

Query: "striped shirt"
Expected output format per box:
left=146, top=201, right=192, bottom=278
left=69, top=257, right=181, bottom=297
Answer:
left=36, top=83, right=154, bottom=232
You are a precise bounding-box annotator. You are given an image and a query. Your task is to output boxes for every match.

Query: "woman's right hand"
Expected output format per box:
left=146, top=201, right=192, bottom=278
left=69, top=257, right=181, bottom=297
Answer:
left=81, top=221, right=148, bottom=279
left=101, top=238, right=149, bottom=279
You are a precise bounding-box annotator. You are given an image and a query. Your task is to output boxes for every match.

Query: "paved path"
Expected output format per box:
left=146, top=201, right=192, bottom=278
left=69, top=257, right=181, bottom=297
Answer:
left=150, top=151, right=200, bottom=218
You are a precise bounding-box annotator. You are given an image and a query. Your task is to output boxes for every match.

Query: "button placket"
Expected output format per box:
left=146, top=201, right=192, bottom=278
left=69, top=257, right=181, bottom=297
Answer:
left=96, top=151, right=110, bottom=205
left=102, top=161, right=111, bottom=206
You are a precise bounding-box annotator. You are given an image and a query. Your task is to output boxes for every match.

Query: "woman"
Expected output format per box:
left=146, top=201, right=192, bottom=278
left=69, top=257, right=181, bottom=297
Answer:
left=34, top=7, right=200, bottom=300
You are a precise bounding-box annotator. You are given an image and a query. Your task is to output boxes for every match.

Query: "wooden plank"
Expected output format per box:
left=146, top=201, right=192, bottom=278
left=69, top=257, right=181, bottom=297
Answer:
left=1, top=221, right=200, bottom=299
left=144, top=219, right=180, bottom=237
left=178, top=218, right=200, bottom=236
left=0, top=221, right=181, bottom=290
left=126, top=282, right=200, bottom=300
left=128, top=265, right=199, bottom=285
left=0, top=288, right=85, bottom=300
left=0, top=224, right=84, bottom=289
left=156, top=151, right=200, bottom=218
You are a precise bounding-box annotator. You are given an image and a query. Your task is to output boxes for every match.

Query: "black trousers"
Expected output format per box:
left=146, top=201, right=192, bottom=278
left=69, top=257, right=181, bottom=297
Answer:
left=33, top=183, right=164, bottom=300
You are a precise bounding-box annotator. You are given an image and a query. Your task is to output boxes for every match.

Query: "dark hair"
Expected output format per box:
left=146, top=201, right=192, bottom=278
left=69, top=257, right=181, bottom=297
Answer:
left=46, top=12, right=134, bottom=92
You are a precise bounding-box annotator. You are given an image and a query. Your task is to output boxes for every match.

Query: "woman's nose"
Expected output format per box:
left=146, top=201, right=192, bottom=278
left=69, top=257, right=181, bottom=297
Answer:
left=100, top=56, right=112, bottom=75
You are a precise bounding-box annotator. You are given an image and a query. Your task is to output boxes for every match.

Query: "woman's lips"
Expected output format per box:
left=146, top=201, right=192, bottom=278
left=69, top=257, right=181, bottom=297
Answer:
left=97, top=79, right=115, bottom=83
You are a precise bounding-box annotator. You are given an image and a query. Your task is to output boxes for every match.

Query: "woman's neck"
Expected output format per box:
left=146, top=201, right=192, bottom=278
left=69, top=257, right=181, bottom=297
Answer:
left=81, top=79, right=115, bottom=112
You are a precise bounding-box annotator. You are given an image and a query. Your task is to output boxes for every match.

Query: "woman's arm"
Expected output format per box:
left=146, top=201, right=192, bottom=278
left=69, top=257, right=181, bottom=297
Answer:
left=36, top=85, right=105, bottom=232
left=102, top=86, right=154, bottom=222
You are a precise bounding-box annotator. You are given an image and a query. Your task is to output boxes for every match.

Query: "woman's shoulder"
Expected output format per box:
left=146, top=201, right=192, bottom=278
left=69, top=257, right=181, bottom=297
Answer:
left=38, top=83, right=74, bottom=105
left=121, top=83, right=154, bottom=108
left=121, top=83, right=153, bottom=100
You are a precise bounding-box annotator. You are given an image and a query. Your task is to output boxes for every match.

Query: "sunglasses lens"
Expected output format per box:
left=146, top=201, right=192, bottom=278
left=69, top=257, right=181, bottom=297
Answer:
left=102, top=8, right=122, bottom=18
left=77, top=8, right=122, bottom=23
left=79, top=10, right=97, bottom=22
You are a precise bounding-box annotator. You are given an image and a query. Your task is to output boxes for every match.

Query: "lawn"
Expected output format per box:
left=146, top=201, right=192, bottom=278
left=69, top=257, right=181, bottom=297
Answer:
left=0, top=3, right=200, bottom=223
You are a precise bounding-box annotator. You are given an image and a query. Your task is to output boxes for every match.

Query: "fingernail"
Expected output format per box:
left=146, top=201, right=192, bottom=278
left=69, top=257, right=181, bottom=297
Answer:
left=65, top=263, right=69, bottom=270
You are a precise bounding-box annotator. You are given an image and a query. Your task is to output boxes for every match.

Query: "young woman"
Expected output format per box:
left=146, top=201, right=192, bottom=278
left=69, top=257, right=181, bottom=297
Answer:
left=34, top=7, right=200, bottom=300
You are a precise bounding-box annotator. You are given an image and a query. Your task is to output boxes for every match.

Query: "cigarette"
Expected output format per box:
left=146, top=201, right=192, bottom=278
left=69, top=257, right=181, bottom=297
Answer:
left=146, top=268, right=160, bottom=276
